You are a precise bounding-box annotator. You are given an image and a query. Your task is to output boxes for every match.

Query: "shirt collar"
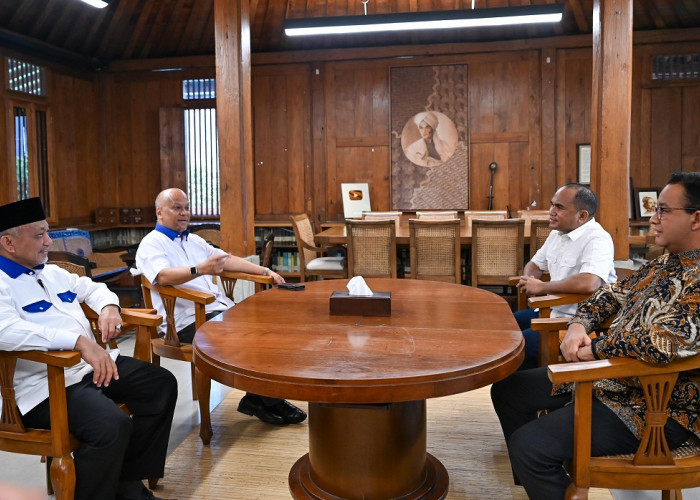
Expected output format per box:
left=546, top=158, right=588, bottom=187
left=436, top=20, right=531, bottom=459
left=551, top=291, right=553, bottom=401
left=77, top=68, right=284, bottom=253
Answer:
left=0, top=254, right=44, bottom=279
left=155, top=224, right=190, bottom=241
left=565, top=217, right=596, bottom=242
left=677, top=249, right=700, bottom=269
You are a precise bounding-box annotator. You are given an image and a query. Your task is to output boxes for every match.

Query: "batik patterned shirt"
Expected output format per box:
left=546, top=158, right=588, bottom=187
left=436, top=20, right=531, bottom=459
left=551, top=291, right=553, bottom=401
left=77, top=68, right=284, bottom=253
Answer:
left=565, top=249, right=700, bottom=439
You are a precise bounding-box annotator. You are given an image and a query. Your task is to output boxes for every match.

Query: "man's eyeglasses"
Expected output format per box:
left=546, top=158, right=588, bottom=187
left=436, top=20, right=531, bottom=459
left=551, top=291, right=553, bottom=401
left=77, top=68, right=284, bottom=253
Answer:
left=654, top=206, right=700, bottom=220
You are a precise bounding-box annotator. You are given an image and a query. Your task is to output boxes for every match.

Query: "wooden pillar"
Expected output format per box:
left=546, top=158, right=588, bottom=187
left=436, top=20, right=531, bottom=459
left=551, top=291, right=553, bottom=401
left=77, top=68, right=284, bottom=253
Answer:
left=590, top=0, right=633, bottom=260
left=214, top=0, right=254, bottom=256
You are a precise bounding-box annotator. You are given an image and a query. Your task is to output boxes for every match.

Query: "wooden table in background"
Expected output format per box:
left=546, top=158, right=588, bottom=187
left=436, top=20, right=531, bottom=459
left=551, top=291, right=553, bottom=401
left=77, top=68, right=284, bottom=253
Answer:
left=193, top=278, right=523, bottom=500
left=316, top=221, right=653, bottom=249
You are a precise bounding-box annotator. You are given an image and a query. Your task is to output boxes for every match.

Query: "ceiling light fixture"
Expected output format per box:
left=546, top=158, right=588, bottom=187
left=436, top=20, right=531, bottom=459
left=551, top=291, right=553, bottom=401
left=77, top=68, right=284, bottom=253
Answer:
left=285, top=4, right=563, bottom=37
left=79, top=0, right=109, bottom=8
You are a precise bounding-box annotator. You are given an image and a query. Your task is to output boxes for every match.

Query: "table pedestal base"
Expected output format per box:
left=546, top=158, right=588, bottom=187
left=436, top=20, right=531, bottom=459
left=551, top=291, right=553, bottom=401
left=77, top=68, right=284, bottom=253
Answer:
left=289, top=401, right=448, bottom=500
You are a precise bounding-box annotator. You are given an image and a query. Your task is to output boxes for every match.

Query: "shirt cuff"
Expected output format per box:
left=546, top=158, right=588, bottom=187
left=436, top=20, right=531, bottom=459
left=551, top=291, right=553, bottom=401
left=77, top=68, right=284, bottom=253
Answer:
left=53, top=329, right=83, bottom=351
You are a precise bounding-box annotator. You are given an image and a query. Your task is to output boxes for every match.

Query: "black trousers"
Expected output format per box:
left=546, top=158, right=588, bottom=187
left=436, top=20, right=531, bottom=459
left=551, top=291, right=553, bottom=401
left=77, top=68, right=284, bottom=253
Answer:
left=22, top=356, right=178, bottom=500
left=490, top=366, right=691, bottom=500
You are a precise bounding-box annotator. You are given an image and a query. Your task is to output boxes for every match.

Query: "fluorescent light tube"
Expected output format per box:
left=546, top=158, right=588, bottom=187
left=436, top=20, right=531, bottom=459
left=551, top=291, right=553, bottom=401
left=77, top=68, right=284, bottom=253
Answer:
left=79, top=0, right=109, bottom=8
left=285, top=4, right=563, bottom=37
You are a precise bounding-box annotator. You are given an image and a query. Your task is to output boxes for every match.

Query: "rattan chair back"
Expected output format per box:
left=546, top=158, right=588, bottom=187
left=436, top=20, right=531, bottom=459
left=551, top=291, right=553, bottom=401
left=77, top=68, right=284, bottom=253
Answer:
left=346, top=219, right=397, bottom=278
left=290, top=214, right=347, bottom=281
left=471, top=218, right=525, bottom=287
left=464, top=210, right=507, bottom=233
left=409, top=219, right=461, bottom=283
left=48, top=251, right=92, bottom=277
left=362, top=211, right=401, bottom=232
left=528, top=219, right=552, bottom=258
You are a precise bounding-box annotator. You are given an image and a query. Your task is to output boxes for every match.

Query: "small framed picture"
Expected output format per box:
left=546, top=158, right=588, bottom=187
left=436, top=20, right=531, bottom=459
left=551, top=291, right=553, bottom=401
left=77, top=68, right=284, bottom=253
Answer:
left=577, top=144, right=591, bottom=185
left=341, top=183, right=371, bottom=219
left=635, top=188, right=659, bottom=220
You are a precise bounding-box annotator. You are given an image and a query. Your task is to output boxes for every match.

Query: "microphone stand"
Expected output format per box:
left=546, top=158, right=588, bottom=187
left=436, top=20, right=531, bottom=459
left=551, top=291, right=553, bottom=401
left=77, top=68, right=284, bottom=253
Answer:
left=487, top=162, right=497, bottom=210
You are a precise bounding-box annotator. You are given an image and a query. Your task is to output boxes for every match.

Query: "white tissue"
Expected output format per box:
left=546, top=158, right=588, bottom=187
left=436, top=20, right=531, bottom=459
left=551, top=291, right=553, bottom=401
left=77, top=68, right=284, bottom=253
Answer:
left=347, top=276, right=373, bottom=296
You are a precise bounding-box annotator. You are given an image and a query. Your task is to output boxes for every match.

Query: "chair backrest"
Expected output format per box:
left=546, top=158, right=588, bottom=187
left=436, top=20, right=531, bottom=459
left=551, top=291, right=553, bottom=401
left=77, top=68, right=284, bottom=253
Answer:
left=471, top=219, right=525, bottom=286
left=515, top=209, right=550, bottom=219
left=346, top=219, right=397, bottom=278
left=415, top=211, right=458, bottom=220
left=409, top=219, right=461, bottom=283
left=528, top=219, right=552, bottom=259
left=464, top=210, right=507, bottom=232
left=194, top=228, right=222, bottom=248
left=362, top=211, right=402, bottom=232
left=48, top=251, right=93, bottom=277
left=290, top=213, right=319, bottom=275
left=260, top=231, right=275, bottom=269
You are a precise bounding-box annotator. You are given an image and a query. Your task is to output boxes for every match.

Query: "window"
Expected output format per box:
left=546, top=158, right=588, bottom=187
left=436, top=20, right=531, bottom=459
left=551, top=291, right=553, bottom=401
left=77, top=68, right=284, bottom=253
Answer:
left=184, top=108, right=219, bottom=217
left=7, top=58, right=46, bottom=96
left=6, top=58, right=52, bottom=217
left=183, top=78, right=219, bottom=217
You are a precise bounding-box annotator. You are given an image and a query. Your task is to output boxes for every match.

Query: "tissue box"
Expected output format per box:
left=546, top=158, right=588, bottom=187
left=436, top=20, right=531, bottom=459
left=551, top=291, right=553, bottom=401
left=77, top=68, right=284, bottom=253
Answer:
left=329, top=291, right=391, bottom=316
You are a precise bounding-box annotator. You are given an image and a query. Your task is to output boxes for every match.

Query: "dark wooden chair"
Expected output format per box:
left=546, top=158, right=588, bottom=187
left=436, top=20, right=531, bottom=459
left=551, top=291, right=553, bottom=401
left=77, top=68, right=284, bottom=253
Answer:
left=346, top=219, right=397, bottom=278
left=193, top=228, right=222, bottom=248
left=257, top=231, right=275, bottom=292
left=0, top=306, right=162, bottom=500
left=408, top=218, right=461, bottom=283
left=548, top=352, right=700, bottom=499
left=47, top=251, right=93, bottom=277
left=290, top=213, right=347, bottom=282
left=140, top=271, right=274, bottom=400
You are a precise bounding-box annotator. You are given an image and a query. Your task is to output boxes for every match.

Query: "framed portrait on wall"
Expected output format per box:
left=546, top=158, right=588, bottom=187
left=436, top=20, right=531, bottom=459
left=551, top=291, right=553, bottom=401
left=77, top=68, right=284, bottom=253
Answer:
left=634, top=188, right=659, bottom=220
left=390, top=65, right=470, bottom=210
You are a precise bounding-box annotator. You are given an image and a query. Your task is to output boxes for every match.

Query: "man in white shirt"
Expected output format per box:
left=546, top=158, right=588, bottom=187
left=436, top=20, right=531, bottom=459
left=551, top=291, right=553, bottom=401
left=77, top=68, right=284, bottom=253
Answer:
left=136, top=188, right=306, bottom=426
left=515, top=183, right=616, bottom=369
left=0, top=197, right=176, bottom=500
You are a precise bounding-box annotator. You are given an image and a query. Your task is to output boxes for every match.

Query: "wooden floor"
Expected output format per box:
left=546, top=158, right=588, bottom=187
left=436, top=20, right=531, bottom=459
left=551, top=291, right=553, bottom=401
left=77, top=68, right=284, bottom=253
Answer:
left=154, top=385, right=613, bottom=500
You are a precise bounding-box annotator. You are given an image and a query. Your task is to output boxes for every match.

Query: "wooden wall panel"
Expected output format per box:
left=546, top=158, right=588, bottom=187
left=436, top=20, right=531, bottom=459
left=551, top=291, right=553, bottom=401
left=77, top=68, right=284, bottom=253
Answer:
left=555, top=48, right=592, bottom=190
left=650, top=87, right=682, bottom=188
left=468, top=54, right=533, bottom=212
left=324, top=62, right=390, bottom=221
left=252, top=64, right=311, bottom=220
left=682, top=86, right=700, bottom=172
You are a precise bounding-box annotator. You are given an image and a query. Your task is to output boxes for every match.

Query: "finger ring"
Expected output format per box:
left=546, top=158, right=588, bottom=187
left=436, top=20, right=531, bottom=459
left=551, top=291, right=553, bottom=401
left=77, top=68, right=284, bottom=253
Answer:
left=115, top=324, right=123, bottom=333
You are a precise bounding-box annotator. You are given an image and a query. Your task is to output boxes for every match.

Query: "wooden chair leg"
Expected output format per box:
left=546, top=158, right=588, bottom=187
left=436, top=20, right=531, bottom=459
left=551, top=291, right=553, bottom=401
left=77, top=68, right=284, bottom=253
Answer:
left=50, top=455, right=76, bottom=500
left=45, top=457, right=53, bottom=495
left=564, top=483, right=589, bottom=500
left=196, top=367, right=213, bottom=445
left=190, top=362, right=198, bottom=400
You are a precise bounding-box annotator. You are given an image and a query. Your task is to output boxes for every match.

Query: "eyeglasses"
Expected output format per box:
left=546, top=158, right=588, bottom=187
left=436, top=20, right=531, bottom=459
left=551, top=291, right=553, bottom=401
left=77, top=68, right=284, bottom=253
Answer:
left=654, top=206, right=700, bottom=220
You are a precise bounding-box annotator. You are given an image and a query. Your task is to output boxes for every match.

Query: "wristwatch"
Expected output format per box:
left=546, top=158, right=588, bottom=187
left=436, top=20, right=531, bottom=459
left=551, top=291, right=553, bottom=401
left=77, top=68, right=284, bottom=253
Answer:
left=190, top=266, right=198, bottom=276
left=262, top=267, right=270, bottom=276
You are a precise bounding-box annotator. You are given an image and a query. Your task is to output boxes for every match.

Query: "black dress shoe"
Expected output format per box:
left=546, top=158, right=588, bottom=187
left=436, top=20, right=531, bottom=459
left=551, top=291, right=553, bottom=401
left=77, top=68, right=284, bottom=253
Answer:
left=116, top=481, right=172, bottom=500
left=237, top=394, right=285, bottom=425
left=272, top=400, right=307, bottom=424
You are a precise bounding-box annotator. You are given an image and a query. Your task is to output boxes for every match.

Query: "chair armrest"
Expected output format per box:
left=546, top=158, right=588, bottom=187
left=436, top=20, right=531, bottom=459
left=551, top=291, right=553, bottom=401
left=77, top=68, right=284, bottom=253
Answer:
left=2, top=349, right=82, bottom=367
left=530, top=317, right=571, bottom=331
left=149, top=283, right=216, bottom=305
left=508, top=276, right=520, bottom=286
left=548, top=356, right=700, bottom=384
left=220, top=271, right=274, bottom=286
left=121, top=308, right=163, bottom=327
left=528, top=293, right=590, bottom=309
left=299, top=239, right=332, bottom=254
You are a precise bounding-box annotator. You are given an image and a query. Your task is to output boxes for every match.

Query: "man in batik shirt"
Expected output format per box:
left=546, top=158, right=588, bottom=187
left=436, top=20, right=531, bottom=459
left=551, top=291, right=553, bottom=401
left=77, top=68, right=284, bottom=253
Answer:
left=491, top=171, right=700, bottom=499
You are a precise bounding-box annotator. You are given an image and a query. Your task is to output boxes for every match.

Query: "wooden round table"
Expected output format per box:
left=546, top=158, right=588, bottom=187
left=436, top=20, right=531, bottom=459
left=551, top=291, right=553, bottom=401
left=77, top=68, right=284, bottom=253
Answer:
left=193, top=278, right=523, bottom=500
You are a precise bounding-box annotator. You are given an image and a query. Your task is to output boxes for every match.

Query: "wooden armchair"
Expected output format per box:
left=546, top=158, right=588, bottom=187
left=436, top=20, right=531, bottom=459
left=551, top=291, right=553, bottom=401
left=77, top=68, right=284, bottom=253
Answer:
left=140, top=272, right=273, bottom=400
left=290, top=213, right=347, bottom=282
left=548, top=355, right=700, bottom=499
left=0, top=307, right=162, bottom=500
left=193, top=228, right=222, bottom=248
left=346, top=219, right=397, bottom=278
left=409, top=218, right=461, bottom=283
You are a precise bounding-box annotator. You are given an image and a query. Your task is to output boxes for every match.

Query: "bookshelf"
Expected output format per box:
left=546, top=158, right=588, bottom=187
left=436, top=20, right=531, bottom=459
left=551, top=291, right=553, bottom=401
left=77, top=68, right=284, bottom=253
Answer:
left=255, top=222, right=300, bottom=279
